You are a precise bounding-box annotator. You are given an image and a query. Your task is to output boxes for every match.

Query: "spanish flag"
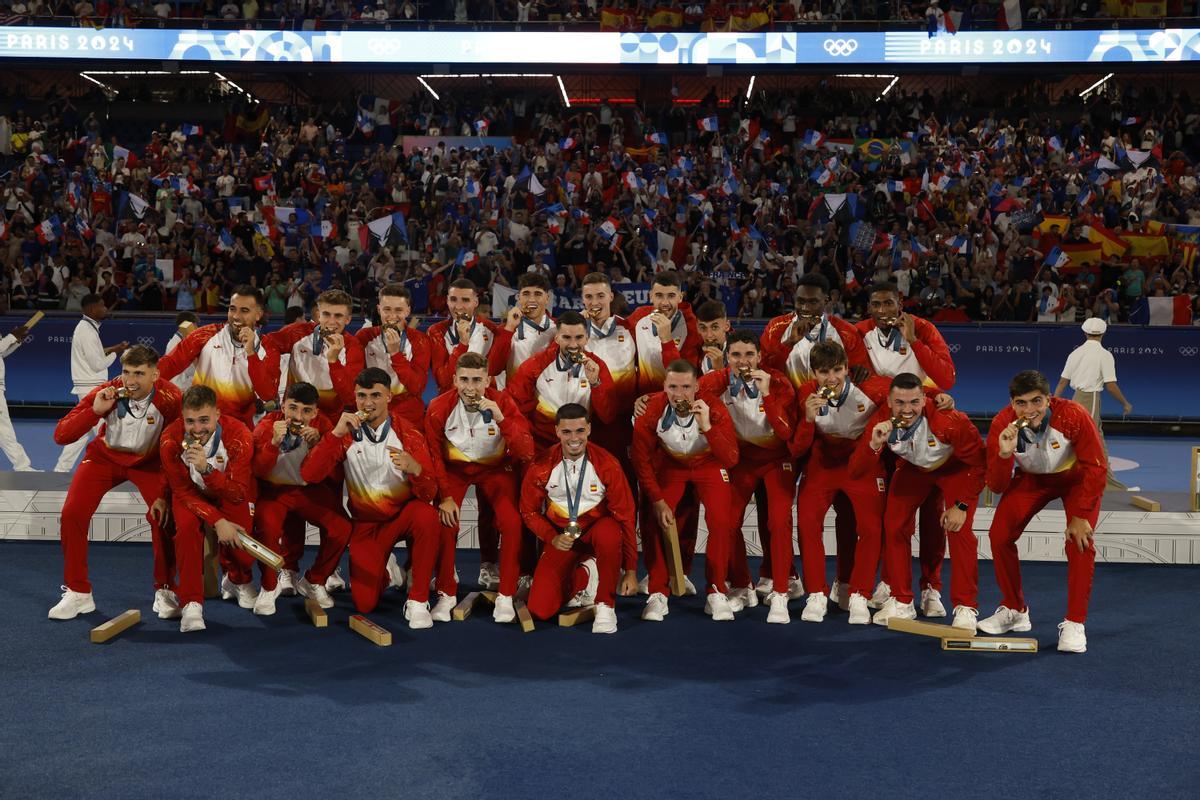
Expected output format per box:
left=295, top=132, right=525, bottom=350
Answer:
left=647, top=8, right=684, bottom=29
left=1060, top=242, right=1103, bottom=269
left=1123, top=233, right=1170, bottom=258
left=1085, top=224, right=1130, bottom=257
left=1036, top=214, right=1071, bottom=235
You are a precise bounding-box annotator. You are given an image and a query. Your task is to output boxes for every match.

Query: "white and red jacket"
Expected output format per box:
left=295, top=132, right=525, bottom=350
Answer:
left=520, top=442, right=639, bottom=570
left=355, top=324, right=431, bottom=422
left=488, top=312, right=556, bottom=385
left=855, top=315, right=956, bottom=390
left=301, top=410, right=438, bottom=522
left=423, top=387, right=535, bottom=493
left=698, top=366, right=796, bottom=462
left=161, top=415, right=255, bottom=526
left=508, top=344, right=619, bottom=444
left=54, top=378, right=182, bottom=468
left=985, top=397, right=1106, bottom=520
left=583, top=315, right=638, bottom=413
left=156, top=323, right=279, bottom=426
left=632, top=392, right=740, bottom=504
left=264, top=321, right=366, bottom=418
left=626, top=303, right=702, bottom=392
left=427, top=315, right=502, bottom=392
left=760, top=312, right=871, bottom=390
left=251, top=411, right=334, bottom=488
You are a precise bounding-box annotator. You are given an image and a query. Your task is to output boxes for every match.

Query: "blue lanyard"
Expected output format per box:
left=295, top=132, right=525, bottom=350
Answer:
left=877, top=325, right=904, bottom=352
left=586, top=317, right=615, bottom=340
left=116, top=387, right=155, bottom=420
left=888, top=414, right=923, bottom=445
left=817, top=380, right=852, bottom=417
left=660, top=404, right=696, bottom=432
left=563, top=452, right=590, bottom=524
left=353, top=416, right=390, bottom=444
left=1016, top=407, right=1053, bottom=454
left=447, top=317, right=476, bottom=345
left=517, top=315, right=550, bottom=341
left=730, top=370, right=759, bottom=399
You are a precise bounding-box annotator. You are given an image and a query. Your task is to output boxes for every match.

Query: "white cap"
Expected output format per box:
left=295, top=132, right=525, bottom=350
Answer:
left=1082, top=318, right=1107, bottom=335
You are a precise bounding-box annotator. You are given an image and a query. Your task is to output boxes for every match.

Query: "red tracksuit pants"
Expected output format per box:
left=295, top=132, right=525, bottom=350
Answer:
left=171, top=499, right=257, bottom=606
left=796, top=461, right=886, bottom=598
left=988, top=471, right=1098, bottom=623
left=642, top=465, right=734, bottom=596
left=349, top=501, right=448, bottom=613
left=883, top=465, right=978, bottom=609
left=442, top=466, right=528, bottom=596
left=727, top=457, right=797, bottom=593
left=255, top=483, right=353, bottom=590
left=59, top=456, right=172, bottom=594
left=527, top=517, right=623, bottom=620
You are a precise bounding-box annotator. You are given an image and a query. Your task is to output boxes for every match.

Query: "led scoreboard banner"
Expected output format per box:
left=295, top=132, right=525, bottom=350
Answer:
left=2, top=27, right=1200, bottom=65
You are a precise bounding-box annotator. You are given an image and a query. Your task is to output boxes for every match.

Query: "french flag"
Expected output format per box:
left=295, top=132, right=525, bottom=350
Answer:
left=571, top=208, right=591, bottom=225
left=37, top=216, right=62, bottom=244
left=465, top=177, right=481, bottom=199
left=559, top=137, right=577, bottom=150
left=474, top=118, right=490, bottom=134
left=642, top=208, right=658, bottom=228
left=947, top=234, right=972, bottom=255
left=675, top=156, right=694, bottom=172
left=180, top=124, right=203, bottom=137
left=687, top=191, right=707, bottom=206
left=721, top=175, right=740, bottom=196
left=884, top=179, right=905, bottom=193
left=646, top=132, right=668, bottom=146
left=1130, top=295, right=1192, bottom=326
left=697, top=116, right=719, bottom=133
left=998, top=0, right=1022, bottom=30
left=1123, top=116, right=1142, bottom=127
left=112, top=145, right=136, bottom=166
left=802, top=130, right=826, bottom=149
left=1043, top=246, right=1070, bottom=270
left=217, top=228, right=236, bottom=252
left=624, top=172, right=645, bottom=191
left=1047, top=136, right=1063, bottom=153
left=547, top=216, right=563, bottom=236
left=598, top=217, right=619, bottom=240
left=810, top=167, right=834, bottom=187
left=74, top=215, right=92, bottom=240
left=1076, top=185, right=1095, bottom=208
left=310, top=220, right=337, bottom=240
left=456, top=249, right=479, bottom=269
left=845, top=267, right=860, bottom=292
left=730, top=218, right=745, bottom=240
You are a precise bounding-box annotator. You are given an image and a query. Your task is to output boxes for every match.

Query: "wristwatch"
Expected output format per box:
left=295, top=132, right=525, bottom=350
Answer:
left=954, top=501, right=969, bottom=512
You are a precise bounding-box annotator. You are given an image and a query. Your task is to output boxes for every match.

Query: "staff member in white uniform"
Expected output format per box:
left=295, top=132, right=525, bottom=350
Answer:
left=1054, top=318, right=1133, bottom=490
left=0, top=318, right=38, bottom=471
left=54, top=295, right=128, bottom=472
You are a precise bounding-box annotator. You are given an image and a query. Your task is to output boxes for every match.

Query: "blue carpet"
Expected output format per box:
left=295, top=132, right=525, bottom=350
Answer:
left=1, top=541, right=1197, bottom=799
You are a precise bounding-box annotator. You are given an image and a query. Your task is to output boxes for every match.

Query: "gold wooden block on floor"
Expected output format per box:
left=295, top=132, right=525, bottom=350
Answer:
left=90, top=610, right=141, bottom=644
left=662, top=521, right=687, bottom=597
left=305, top=599, right=328, bottom=628
left=515, top=600, right=535, bottom=633
left=349, top=614, right=392, bottom=646
left=480, top=591, right=498, bottom=603
left=887, top=617, right=975, bottom=639
left=202, top=529, right=219, bottom=599
left=1130, top=495, right=1161, bottom=512
left=237, top=531, right=284, bottom=570
left=558, top=605, right=596, bottom=627
left=942, top=637, right=1038, bottom=653
left=452, top=591, right=482, bottom=621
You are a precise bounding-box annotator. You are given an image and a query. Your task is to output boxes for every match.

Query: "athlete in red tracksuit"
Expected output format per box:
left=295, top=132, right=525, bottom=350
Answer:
left=790, top=342, right=892, bottom=625
left=155, top=286, right=280, bottom=428
left=580, top=272, right=638, bottom=479
left=633, top=360, right=741, bottom=621
left=697, top=331, right=797, bottom=622
left=300, top=368, right=451, bottom=629
left=856, top=282, right=958, bottom=614
left=357, top=283, right=431, bottom=429
left=854, top=373, right=986, bottom=632
left=508, top=315, right=618, bottom=448
left=250, top=382, right=353, bottom=616
left=161, top=387, right=261, bottom=632
left=760, top=273, right=871, bottom=601
left=425, top=353, right=535, bottom=623
left=48, top=347, right=181, bottom=622
left=427, top=278, right=505, bottom=586
left=979, top=371, right=1105, bottom=653
left=487, top=272, right=557, bottom=388
left=521, top=405, right=639, bottom=633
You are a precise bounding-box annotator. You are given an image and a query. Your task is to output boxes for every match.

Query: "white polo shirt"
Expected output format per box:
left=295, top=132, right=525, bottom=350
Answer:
left=1060, top=340, right=1117, bottom=393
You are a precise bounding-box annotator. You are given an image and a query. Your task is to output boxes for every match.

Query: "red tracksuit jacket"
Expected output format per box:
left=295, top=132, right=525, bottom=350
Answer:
left=631, top=392, right=740, bottom=504
left=423, top=387, right=535, bottom=497
left=626, top=302, right=702, bottom=393
left=263, top=320, right=366, bottom=417
left=508, top=344, right=618, bottom=442
left=698, top=366, right=796, bottom=461
left=427, top=315, right=504, bottom=391
left=855, top=315, right=956, bottom=390
left=759, top=312, right=870, bottom=388
left=356, top=324, right=431, bottom=420
left=156, top=323, right=279, bottom=426
left=251, top=411, right=334, bottom=487
left=161, top=415, right=255, bottom=526
left=54, top=377, right=182, bottom=468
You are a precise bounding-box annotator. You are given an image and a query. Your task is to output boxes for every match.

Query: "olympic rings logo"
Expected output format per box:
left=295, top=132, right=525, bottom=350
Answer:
left=137, top=336, right=157, bottom=346
left=823, top=38, right=859, bottom=57
left=947, top=343, right=962, bottom=353
left=1180, top=346, right=1198, bottom=357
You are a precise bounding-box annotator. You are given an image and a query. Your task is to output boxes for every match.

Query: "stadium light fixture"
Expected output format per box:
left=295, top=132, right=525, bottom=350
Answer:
left=556, top=75, right=570, bottom=108
left=419, top=73, right=555, bottom=79
left=745, top=75, right=756, bottom=98
left=875, top=76, right=899, bottom=102
left=1079, top=73, right=1114, bottom=98
left=79, top=73, right=118, bottom=95
left=417, top=76, right=440, bottom=100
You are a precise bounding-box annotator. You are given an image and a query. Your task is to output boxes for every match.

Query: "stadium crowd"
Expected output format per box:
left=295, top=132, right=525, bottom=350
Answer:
left=1, top=75, right=1199, bottom=326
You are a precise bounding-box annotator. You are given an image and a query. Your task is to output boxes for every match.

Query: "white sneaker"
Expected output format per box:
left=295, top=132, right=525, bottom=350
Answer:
left=683, top=576, right=697, bottom=596
left=493, top=593, right=516, bottom=623
left=253, top=583, right=283, bottom=616
left=766, top=591, right=790, bottom=624
left=48, top=587, right=95, bottom=620
left=430, top=592, right=456, bottom=623
left=233, top=581, right=259, bottom=610
left=591, top=602, right=618, bottom=634
left=642, top=592, right=669, bottom=621
left=978, top=605, right=1032, bottom=635
left=277, top=568, right=298, bottom=596
left=637, top=574, right=649, bottom=596
left=385, top=553, right=406, bottom=590
left=801, top=592, right=828, bottom=623
left=220, top=574, right=236, bottom=601
left=787, top=576, right=805, bottom=599
left=567, top=557, right=598, bottom=608
left=730, top=585, right=759, bottom=609
left=754, top=577, right=774, bottom=597
left=325, top=567, right=348, bottom=593
left=705, top=591, right=735, bottom=621
left=1057, top=620, right=1087, bottom=653
left=180, top=602, right=205, bottom=633
left=829, top=581, right=851, bottom=611
left=848, top=592, right=871, bottom=625
left=868, top=581, right=892, bottom=610
left=920, top=587, right=947, bottom=618
left=404, top=599, right=433, bottom=630
left=478, top=562, right=500, bottom=591
left=295, top=576, right=334, bottom=609
left=872, top=598, right=916, bottom=626
left=153, top=589, right=182, bottom=620
left=952, top=606, right=978, bottom=633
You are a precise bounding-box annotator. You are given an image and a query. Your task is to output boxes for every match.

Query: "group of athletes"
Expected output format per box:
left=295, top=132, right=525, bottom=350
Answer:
left=44, top=269, right=1104, bottom=652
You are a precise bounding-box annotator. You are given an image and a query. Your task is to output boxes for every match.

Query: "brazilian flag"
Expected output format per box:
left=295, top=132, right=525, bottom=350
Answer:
left=856, top=138, right=893, bottom=160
